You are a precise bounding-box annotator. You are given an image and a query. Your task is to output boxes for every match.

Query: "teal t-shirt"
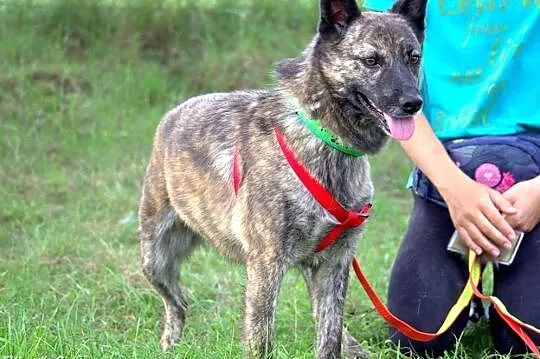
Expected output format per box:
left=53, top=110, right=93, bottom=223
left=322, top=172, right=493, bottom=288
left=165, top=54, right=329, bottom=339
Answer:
left=363, top=0, right=540, bottom=140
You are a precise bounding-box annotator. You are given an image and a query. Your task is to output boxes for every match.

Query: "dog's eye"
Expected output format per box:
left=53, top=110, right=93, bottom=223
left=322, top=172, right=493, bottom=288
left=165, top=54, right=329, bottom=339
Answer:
left=362, top=57, right=378, bottom=67
left=409, top=51, right=421, bottom=65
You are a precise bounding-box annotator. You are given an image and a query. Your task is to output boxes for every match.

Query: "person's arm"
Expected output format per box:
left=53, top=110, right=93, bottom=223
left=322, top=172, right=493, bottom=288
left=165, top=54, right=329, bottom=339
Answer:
left=503, top=175, right=540, bottom=233
left=399, top=113, right=517, bottom=257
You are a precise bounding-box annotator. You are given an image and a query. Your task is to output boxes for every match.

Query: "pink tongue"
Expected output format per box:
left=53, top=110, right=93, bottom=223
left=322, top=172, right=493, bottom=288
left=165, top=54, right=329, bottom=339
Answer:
left=383, top=114, right=415, bottom=140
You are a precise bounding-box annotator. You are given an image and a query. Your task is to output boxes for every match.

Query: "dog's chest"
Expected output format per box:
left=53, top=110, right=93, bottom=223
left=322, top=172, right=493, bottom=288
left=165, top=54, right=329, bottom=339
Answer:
left=283, top=171, right=373, bottom=254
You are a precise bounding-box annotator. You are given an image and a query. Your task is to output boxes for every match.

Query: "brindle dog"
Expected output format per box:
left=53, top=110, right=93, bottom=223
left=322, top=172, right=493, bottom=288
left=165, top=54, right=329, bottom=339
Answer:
left=139, top=0, right=427, bottom=357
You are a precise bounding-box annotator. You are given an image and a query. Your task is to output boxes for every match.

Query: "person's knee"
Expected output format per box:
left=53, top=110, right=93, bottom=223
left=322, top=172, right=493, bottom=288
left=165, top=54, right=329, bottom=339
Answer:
left=389, top=327, right=459, bottom=358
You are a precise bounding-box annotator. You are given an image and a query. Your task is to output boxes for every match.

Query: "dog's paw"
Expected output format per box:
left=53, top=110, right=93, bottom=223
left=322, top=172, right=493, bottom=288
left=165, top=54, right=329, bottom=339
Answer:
left=343, top=344, right=370, bottom=359
left=160, top=335, right=174, bottom=352
left=160, top=328, right=182, bottom=352
left=342, top=329, right=370, bottom=359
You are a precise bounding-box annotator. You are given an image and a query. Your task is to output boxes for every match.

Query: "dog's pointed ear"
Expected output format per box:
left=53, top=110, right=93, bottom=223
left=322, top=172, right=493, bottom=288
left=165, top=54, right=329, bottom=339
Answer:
left=318, top=0, right=361, bottom=41
left=390, top=0, right=427, bottom=41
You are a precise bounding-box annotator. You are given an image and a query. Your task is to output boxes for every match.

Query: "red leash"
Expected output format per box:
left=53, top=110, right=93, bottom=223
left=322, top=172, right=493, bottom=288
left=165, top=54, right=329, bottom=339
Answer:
left=270, top=126, right=540, bottom=354
left=232, top=127, right=539, bottom=353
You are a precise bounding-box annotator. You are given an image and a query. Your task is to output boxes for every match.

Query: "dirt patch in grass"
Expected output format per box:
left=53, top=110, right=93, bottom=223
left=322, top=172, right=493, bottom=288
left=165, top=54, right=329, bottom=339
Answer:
left=29, top=69, right=92, bottom=95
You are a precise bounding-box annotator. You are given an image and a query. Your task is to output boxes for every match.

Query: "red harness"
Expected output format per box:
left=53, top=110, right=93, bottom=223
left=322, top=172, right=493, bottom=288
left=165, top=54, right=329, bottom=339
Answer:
left=273, top=127, right=372, bottom=252
left=233, top=128, right=371, bottom=252
left=232, top=127, right=540, bottom=355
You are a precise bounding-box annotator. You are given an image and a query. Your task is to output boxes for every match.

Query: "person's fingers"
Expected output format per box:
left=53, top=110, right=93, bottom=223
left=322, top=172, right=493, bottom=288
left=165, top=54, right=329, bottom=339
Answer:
left=489, top=189, right=517, bottom=215
left=474, top=212, right=512, bottom=249
left=478, top=198, right=515, bottom=244
left=456, top=226, right=482, bottom=256
left=465, top=223, right=500, bottom=257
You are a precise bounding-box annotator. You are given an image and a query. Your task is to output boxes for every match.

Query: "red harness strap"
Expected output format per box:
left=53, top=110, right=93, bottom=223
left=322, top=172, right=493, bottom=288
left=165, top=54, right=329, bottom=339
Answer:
left=233, top=147, right=242, bottom=195
left=273, top=127, right=371, bottom=252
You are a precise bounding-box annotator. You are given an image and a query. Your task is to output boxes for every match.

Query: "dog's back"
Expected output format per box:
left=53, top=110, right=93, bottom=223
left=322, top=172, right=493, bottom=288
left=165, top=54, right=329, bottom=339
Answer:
left=140, top=90, right=286, bottom=258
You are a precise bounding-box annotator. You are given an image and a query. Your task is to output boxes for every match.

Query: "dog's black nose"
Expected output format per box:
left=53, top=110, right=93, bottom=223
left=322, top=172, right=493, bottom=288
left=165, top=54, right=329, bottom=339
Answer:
left=400, top=96, right=423, bottom=115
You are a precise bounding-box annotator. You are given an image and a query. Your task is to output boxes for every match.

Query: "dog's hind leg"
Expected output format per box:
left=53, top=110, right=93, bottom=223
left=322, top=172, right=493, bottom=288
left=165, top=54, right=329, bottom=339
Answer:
left=139, top=202, right=199, bottom=352
left=301, top=258, right=368, bottom=359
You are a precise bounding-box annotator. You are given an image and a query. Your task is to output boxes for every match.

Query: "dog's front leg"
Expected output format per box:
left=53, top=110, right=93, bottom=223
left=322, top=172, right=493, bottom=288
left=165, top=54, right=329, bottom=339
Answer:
left=243, top=256, right=286, bottom=358
left=302, top=257, right=354, bottom=359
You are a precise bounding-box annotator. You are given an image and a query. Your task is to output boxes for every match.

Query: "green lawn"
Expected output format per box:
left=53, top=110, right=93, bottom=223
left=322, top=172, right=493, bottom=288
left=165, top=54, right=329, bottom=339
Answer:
left=0, top=1, right=527, bottom=358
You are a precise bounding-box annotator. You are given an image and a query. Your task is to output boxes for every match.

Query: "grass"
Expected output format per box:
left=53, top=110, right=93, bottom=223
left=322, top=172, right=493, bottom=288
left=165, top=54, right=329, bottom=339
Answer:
left=0, top=0, right=530, bottom=358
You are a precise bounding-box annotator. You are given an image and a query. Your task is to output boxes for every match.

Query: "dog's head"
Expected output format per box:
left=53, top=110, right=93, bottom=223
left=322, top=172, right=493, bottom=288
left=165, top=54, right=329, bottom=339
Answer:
left=315, top=0, right=427, bottom=141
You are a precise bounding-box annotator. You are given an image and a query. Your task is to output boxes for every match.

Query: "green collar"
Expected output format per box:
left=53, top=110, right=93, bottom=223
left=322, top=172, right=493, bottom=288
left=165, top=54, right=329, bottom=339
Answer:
left=295, top=109, right=365, bottom=157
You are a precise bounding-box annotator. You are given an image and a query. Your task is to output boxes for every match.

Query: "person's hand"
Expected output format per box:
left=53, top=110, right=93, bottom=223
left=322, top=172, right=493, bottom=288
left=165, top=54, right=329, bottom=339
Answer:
left=438, top=173, right=517, bottom=257
left=503, top=177, right=540, bottom=233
